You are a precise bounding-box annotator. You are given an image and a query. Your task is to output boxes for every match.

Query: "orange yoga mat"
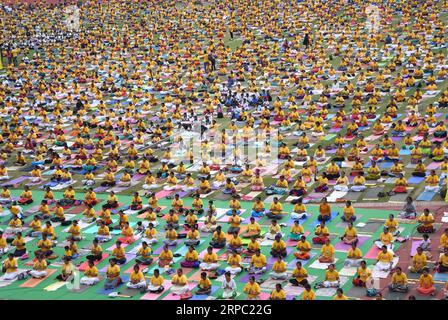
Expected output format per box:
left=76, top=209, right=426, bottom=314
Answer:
left=20, top=269, right=57, bottom=288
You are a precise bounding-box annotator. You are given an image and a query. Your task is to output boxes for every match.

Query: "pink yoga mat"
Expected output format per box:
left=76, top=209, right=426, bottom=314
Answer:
left=155, top=190, right=174, bottom=199
left=162, top=283, right=196, bottom=300
left=334, top=235, right=370, bottom=252
left=140, top=280, right=172, bottom=300
left=410, top=240, right=424, bottom=256
left=364, top=245, right=381, bottom=260
left=78, top=253, right=109, bottom=272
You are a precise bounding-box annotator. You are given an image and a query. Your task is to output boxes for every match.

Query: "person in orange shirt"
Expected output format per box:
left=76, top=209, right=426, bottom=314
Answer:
left=318, top=197, right=331, bottom=222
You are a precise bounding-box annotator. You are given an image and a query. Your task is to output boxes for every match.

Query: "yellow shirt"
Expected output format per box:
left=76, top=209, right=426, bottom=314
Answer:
left=244, top=282, right=261, bottom=299
left=357, top=266, right=371, bottom=282
left=377, top=251, right=393, bottom=263
left=270, top=289, right=286, bottom=300
left=130, top=271, right=145, bottom=283
left=172, top=274, right=187, bottom=285
left=251, top=254, right=267, bottom=268
left=151, top=275, right=164, bottom=286
left=107, top=265, right=120, bottom=279
left=302, top=289, right=315, bottom=300
left=391, top=272, right=407, bottom=285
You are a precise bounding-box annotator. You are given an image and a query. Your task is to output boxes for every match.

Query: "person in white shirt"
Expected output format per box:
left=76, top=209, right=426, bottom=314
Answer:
left=219, top=271, right=237, bottom=299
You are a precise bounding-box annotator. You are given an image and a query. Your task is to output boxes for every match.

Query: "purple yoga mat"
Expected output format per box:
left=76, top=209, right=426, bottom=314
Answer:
left=1, top=176, right=29, bottom=186
left=238, top=272, right=264, bottom=283
left=334, top=235, right=370, bottom=252
left=153, top=246, right=165, bottom=255
left=410, top=239, right=424, bottom=256
left=94, top=186, right=109, bottom=193
left=427, top=162, right=441, bottom=170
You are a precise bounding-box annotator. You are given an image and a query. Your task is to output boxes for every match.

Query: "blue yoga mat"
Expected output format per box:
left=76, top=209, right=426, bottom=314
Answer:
left=311, top=211, right=339, bottom=227
left=433, top=272, right=448, bottom=282
left=416, top=190, right=437, bottom=201
left=96, top=275, right=130, bottom=295
left=408, top=176, right=425, bottom=184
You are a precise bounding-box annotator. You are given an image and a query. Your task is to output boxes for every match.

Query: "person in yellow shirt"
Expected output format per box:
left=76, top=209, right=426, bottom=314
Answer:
left=0, top=231, right=9, bottom=256
left=270, top=234, right=287, bottom=258
left=210, top=226, right=226, bottom=248
left=266, top=197, right=285, bottom=219
left=104, top=258, right=122, bottom=289
left=34, top=233, right=54, bottom=258
left=388, top=268, right=408, bottom=293
left=200, top=246, right=219, bottom=271
left=437, top=249, right=448, bottom=273
left=333, top=288, right=348, bottom=300
left=2, top=253, right=18, bottom=280
left=147, top=269, right=165, bottom=293
left=416, top=268, right=436, bottom=296
left=375, top=227, right=394, bottom=252
left=291, top=198, right=309, bottom=220
left=341, top=201, right=357, bottom=222
left=439, top=228, right=448, bottom=252
left=315, top=264, right=340, bottom=289
left=243, top=276, right=261, bottom=300
left=67, top=220, right=82, bottom=241
left=352, top=260, right=371, bottom=287
left=270, top=283, right=286, bottom=300
left=196, top=271, right=212, bottom=295
left=18, top=186, right=33, bottom=205
left=313, top=221, right=330, bottom=244
left=302, top=284, right=315, bottom=300
left=270, top=256, right=288, bottom=280
left=249, top=249, right=267, bottom=274
left=341, top=222, right=358, bottom=245
left=417, top=209, right=435, bottom=234
left=289, top=220, right=305, bottom=241
left=135, top=241, right=153, bottom=265
left=171, top=268, right=189, bottom=295
left=409, top=247, right=427, bottom=273
left=376, top=245, right=394, bottom=272
left=80, top=260, right=100, bottom=286
left=318, top=239, right=335, bottom=263
left=126, top=264, right=147, bottom=290
left=345, top=242, right=363, bottom=267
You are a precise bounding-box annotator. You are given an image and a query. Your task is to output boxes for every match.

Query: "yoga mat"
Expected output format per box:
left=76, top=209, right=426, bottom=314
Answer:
left=20, top=269, right=57, bottom=288
left=416, top=190, right=437, bottom=201
left=1, top=176, right=29, bottom=186
left=141, top=280, right=172, bottom=300
left=426, top=162, right=441, bottom=170
left=78, top=253, right=109, bottom=272
left=342, top=191, right=362, bottom=202
left=364, top=246, right=381, bottom=260
left=433, top=273, right=448, bottom=282
left=308, top=258, right=339, bottom=270
left=162, top=283, right=196, bottom=300
left=241, top=191, right=262, bottom=201
left=408, top=176, right=425, bottom=184
left=44, top=281, right=68, bottom=291
left=311, top=211, right=339, bottom=227
left=334, top=235, right=371, bottom=252
left=238, top=272, right=264, bottom=283
left=362, top=187, right=384, bottom=201
left=358, top=221, right=384, bottom=233
left=339, top=266, right=359, bottom=277
left=96, top=275, right=130, bottom=295
left=389, top=192, right=410, bottom=203
left=155, top=190, right=174, bottom=199
left=286, top=252, right=317, bottom=269
left=410, top=239, right=424, bottom=256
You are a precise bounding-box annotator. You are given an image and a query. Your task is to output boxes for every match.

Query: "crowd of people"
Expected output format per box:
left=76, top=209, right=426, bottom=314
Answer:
left=0, top=0, right=447, bottom=300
